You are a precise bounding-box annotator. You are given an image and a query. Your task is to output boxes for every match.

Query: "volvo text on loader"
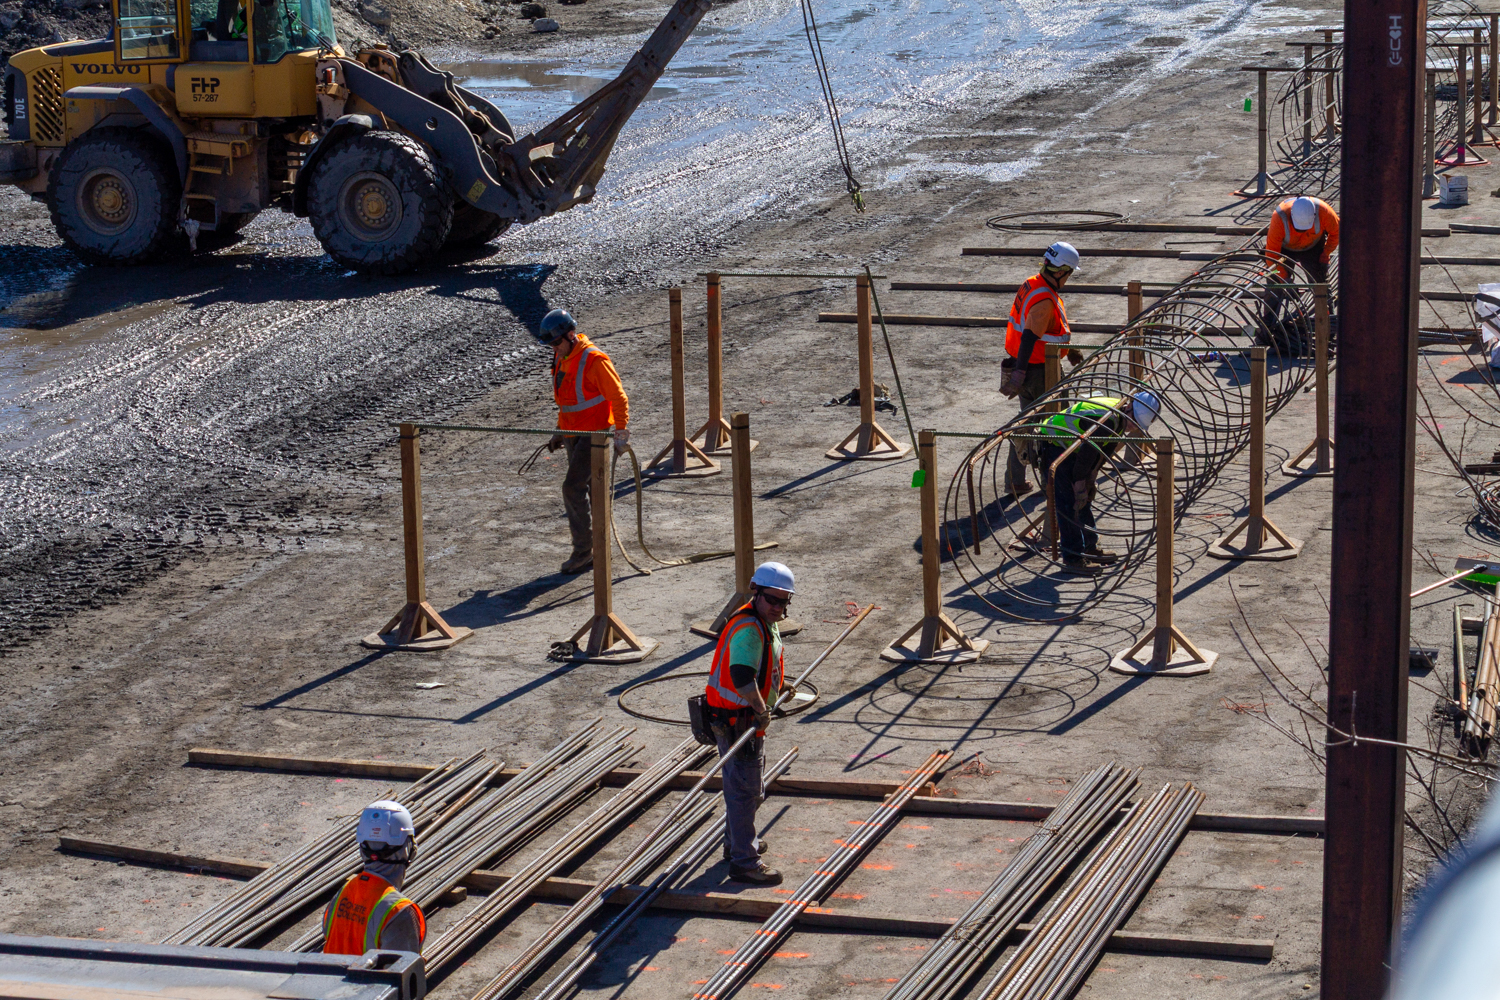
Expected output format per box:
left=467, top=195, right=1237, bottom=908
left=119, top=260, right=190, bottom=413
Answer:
left=0, top=0, right=710, bottom=272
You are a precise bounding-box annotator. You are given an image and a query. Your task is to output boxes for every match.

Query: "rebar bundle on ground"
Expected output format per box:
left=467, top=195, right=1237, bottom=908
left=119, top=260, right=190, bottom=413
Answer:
left=424, top=736, right=710, bottom=977
left=974, top=782, right=1205, bottom=1000
left=691, top=749, right=952, bottom=1000
left=162, top=720, right=631, bottom=950
left=878, top=764, right=1139, bottom=1000
left=949, top=253, right=1332, bottom=623
left=531, top=748, right=801, bottom=1000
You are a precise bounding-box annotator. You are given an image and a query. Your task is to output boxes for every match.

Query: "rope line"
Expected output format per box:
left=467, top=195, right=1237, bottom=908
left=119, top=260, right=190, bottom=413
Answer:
left=800, top=0, right=864, bottom=212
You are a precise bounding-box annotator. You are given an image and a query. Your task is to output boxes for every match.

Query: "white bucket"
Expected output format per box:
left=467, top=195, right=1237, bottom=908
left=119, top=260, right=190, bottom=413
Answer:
left=1439, top=174, right=1469, bottom=207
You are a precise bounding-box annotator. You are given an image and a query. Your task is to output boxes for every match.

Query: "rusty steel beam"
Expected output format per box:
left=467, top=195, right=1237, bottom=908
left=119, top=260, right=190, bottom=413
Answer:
left=1322, top=0, right=1424, bottom=996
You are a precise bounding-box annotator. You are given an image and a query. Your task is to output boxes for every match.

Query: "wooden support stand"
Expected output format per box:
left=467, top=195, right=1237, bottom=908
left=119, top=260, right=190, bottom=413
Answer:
left=565, top=433, right=660, bottom=663
left=882, top=430, right=989, bottom=664
left=1424, top=68, right=1438, bottom=199
left=363, top=424, right=474, bottom=651
left=692, top=413, right=801, bottom=639
left=690, top=273, right=757, bottom=457
left=1437, top=44, right=1491, bottom=165
left=1233, top=68, right=1280, bottom=198
left=648, top=287, right=721, bottom=478
left=1109, top=439, right=1218, bottom=677
left=1208, top=348, right=1304, bottom=561
left=1281, top=284, right=1335, bottom=477
left=826, top=274, right=910, bottom=461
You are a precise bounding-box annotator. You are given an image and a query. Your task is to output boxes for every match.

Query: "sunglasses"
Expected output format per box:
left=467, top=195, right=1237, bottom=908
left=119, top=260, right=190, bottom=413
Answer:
left=759, top=593, right=792, bottom=609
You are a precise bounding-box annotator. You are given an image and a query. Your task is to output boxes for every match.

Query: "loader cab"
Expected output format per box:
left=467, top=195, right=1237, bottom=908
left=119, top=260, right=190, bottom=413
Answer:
left=114, top=0, right=336, bottom=62
left=107, top=0, right=334, bottom=116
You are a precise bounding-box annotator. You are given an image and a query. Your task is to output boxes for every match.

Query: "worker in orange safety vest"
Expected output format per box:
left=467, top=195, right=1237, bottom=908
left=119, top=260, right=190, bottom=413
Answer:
left=703, top=561, right=798, bottom=887
left=999, top=242, right=1085, bottom=497
left=1265, top=195, right=1339, bottom=284
left=323, top=801, right=426, bottom=956
left=541, top=308, right=631, bottom=576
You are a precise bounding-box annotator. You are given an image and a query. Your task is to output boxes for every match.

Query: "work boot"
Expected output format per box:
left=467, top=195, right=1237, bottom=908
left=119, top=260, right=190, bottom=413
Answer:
left=723, top=838, right=768, bottom=862
left=1008, top=481, right=1034, bottom=498
left=1083, top=547, right=1119, bottom=565
left=560, top=551, right=593, bottom=575
left=1059, top=558, right=1101, bottom=577
left=728, top=863, right=783, bottom=886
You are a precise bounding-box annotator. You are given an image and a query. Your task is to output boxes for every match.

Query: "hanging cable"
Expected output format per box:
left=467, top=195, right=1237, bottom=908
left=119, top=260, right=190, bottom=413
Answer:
left=800, top=0, right=865, bottom=212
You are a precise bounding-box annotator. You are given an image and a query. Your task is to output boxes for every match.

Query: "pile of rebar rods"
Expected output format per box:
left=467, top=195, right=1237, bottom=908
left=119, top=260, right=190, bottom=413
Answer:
left=878, top=763, right=1139, bottom=1000
left=163, top=720, right=632, bottom=950
left=691, top=749, right=952, bottom=1000
left=531, top=748, right=801, bottom=1000
left=973, top=782, right=1205, bottom=1000
left=288, top=721, right=640, bottom=952
left=423, top=736, right=711, bottom=978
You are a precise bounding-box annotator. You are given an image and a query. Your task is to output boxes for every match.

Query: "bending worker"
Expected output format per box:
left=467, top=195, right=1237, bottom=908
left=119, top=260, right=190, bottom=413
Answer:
left=1266, top=195, right=1339, bottom=285
left=1000, top=242, right=1086, bottom=497
left=323, top=801, right=426, bottom=955
left=703, top=561, right=799, bottom=886
left=1033, top=391, right=1160, bottom=576
left=542, top=308, right=631, bottom=576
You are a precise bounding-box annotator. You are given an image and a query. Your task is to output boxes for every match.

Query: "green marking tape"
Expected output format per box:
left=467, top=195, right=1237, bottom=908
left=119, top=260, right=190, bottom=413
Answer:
left=912, top=469, right=926, bottom=488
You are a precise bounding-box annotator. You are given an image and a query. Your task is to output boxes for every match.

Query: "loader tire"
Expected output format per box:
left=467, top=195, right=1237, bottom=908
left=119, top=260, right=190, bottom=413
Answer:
left=48, top=127, right=183, bottom=266
left=308, top=131, right=452, bottom=275
left=444, top=201, right=512, bottom=248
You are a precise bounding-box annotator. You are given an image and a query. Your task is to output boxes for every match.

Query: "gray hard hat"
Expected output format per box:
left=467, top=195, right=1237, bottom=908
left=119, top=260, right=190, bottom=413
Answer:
left=539, top=308, right=578, bottom=343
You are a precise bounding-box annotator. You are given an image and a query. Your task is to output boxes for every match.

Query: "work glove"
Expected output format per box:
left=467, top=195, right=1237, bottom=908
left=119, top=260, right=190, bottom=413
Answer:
left=1067, top=348, right=1085, bottom=368
left=613, top=428, right=631, bottom=456
left=547, top=433, right=564, bottom=453
left=753, top=710, right=771, bottom=733
left=1074, top=480, right=1091, bottom=508
left=999, top=368, right=1026, bottom=399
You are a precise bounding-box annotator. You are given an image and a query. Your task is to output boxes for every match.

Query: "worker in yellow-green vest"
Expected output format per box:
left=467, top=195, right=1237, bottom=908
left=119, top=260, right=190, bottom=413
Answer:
left=702, top=561, right=799, bottom=887
left=1034, top=392, right=1161, bottom=576
left=323, top=801, right=426, bottom=956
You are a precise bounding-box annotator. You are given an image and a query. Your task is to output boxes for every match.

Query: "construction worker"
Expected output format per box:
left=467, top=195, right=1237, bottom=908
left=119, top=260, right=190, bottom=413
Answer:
left=1266, top=195, right=1339, bottom=285
left=1261, top=196, right=1339, bottom=356
left=541, top=308, right=631, bottom=575
left=1033, top=391, right=1160, bottom=575
left=702, top=561, right=799, bottom=886
left=323, top=801, right=426, bottom=955
left=1000, top=242, right=1086, bottom=497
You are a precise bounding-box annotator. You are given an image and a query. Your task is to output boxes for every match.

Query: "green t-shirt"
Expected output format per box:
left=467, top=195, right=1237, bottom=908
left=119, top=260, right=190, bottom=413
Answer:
left=727, top=617, right=782, bottom=702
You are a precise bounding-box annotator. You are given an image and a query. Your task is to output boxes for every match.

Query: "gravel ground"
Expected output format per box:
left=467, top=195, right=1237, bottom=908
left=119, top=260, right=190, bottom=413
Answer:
left=3, top=0, right=1500, bottom=997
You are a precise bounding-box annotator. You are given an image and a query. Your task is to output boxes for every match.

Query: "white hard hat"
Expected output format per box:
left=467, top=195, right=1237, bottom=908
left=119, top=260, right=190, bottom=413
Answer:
left=1043, top=241, right=1081, bottom=273
left=1290, top=197, right=1318, bottom=231
left=357, top=800, right=416, bottom=852
left=750, top=561, right=795, bottom=593
left=1131, top=391, right=1161, bottom=433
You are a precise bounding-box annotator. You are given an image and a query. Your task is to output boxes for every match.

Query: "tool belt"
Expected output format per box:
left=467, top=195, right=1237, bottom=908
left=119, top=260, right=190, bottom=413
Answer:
left=687, top=696, right=760, bottom=757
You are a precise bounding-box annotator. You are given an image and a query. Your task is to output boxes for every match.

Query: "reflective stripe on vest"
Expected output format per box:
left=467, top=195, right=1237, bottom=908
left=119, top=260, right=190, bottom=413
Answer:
left=704, top=607, right=781, bottom=710
left=322, top=873, right=424, bottom=956
left=1004, top=275, right=1070, bottom=364
left=1037, top=397, right=1124, bottom=441
left=555, top=346, right=608, bottom=414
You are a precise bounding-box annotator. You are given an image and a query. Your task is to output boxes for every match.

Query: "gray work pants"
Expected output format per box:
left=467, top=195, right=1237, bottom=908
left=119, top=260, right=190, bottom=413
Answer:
left=1005, top=364, right=1050, bottom=493
left=713, top=722, right=765, bottom=869
left=562, top=435, right=592, bottom=557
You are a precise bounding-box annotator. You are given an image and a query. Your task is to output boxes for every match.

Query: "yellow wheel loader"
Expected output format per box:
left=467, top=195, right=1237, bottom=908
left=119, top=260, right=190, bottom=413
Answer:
left=0, top=0, right=711, bottom=272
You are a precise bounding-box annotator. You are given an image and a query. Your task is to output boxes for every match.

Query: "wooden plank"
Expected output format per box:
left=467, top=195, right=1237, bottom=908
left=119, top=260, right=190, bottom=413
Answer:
left=961, top=247, right=1185, bottom=259
left=58, top=837, right=271, bottom=878
left=57, top=839, right=1276, bottom=958
left=904, top=797, right=1324, bottom=834
left=819, top=311, right=1007, bottom=327
left=1452, top=223, right=1500, bottom=234
left=186, top=749, right=936, bottom=799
